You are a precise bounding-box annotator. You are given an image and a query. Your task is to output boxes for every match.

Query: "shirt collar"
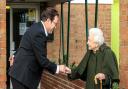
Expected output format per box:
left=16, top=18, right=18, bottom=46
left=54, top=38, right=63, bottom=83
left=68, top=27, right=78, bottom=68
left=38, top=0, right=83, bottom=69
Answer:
left=41, top=21, right=48, bottom=37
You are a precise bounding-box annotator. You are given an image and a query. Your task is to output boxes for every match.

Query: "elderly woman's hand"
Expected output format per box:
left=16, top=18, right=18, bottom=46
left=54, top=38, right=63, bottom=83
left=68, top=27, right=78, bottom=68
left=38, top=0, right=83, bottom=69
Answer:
left=95, top=73, right=105, bottom=80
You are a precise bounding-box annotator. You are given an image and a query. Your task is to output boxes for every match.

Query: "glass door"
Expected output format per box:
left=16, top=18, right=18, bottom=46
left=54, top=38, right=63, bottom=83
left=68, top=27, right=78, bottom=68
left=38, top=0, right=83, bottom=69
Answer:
left=12, top=8, right=38, bottom=49
left=10, top=3, right=40, bottom=52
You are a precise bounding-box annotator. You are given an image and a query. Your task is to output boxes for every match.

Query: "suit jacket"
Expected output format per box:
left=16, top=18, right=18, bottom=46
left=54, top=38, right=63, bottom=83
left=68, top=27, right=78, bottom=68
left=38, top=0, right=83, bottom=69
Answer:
left=9, top=22, right=57, bottom=89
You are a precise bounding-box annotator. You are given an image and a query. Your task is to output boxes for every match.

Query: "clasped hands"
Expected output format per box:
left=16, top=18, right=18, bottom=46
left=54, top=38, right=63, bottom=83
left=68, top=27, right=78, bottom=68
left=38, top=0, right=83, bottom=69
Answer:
left=58, top=65, right=71, bottom=74
left=94, top=73, right=105, bottom=84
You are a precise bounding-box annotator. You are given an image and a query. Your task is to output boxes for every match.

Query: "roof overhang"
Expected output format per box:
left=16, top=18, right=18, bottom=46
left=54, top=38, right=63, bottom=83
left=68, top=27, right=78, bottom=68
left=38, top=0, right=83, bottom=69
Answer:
left=25, top=0, right=71, bottom=3
left=7, top=0, right=71, bottom=4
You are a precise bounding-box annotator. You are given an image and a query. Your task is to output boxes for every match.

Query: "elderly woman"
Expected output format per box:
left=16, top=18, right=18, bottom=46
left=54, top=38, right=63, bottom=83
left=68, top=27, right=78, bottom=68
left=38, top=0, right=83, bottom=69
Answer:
left=68, top=28, right=119, bottom=89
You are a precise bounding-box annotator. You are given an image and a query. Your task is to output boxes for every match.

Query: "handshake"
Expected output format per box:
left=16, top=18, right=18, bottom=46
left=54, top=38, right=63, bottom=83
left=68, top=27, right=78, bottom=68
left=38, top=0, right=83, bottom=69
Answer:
left=9, top=55, right=72, bottom=74
left=58, top=65, right=71, bottom=74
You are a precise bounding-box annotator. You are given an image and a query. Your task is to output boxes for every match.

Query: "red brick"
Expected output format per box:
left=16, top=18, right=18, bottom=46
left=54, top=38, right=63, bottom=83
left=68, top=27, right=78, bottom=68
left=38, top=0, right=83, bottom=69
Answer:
left=0, top=1, right=6, bottom=89
left=0, top=81, right=6, bottom=89
left=120, top=0, right=128, bottom=88
left=0, top=22, right=6, bottom=33
left=0, top=9, right=6, bottom=14
left=0, top=14, right=6, bottom=21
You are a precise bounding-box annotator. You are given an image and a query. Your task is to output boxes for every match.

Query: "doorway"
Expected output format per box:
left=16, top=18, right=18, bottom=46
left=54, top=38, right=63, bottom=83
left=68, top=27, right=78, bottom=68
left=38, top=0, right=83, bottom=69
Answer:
left=6, top=3, right=40, bottom=89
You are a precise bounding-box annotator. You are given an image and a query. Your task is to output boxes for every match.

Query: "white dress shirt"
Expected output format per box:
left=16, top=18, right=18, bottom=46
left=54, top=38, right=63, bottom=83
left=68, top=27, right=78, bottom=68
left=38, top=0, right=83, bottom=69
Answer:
left=41, top=21, right=59, bottom=74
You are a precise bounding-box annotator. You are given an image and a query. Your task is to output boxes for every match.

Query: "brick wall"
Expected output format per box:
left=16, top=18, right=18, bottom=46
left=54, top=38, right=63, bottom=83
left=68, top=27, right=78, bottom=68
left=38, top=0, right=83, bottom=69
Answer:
left=0, top=0, right=6, bottom=89
left=120, top=0, right=128, bottom=89
left=41, top=3, right=111, bottom=89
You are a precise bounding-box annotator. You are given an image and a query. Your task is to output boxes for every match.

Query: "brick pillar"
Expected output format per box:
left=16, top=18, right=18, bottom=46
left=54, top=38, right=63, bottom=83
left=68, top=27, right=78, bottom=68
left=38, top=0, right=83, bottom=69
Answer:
left=0, top=0, right=7, bottom=89
left=120, top=0, right=128, bottom=88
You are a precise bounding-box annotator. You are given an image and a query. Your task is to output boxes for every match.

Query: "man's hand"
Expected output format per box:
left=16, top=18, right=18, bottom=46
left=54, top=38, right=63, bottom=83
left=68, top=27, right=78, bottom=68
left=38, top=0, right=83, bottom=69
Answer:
left=9, top=55, right=15, bottom=66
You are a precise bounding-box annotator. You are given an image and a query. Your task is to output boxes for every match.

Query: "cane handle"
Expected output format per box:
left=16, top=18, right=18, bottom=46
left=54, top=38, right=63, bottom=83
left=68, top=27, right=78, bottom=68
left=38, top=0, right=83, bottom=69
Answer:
left=94, top=76, right=98, bottom=84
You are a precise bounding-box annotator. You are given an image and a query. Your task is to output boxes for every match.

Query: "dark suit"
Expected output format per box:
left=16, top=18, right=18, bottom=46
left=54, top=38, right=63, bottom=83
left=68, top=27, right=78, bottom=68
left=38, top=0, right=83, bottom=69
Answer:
left=9, top=22, right=57, bottom=89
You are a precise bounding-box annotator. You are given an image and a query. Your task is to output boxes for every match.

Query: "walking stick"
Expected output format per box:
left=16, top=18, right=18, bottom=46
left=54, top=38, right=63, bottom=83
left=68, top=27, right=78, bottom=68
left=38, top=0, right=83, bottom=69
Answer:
left=94, top=76, right=103, bottom=89
left=100, top=80, right=102, bottom=89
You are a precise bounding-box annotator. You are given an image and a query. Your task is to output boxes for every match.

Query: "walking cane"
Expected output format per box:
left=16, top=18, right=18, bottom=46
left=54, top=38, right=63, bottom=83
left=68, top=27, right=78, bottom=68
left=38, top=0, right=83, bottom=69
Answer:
left=94, top=76, right=103, bottom=89
left=100, top=80, right=102, bottom=89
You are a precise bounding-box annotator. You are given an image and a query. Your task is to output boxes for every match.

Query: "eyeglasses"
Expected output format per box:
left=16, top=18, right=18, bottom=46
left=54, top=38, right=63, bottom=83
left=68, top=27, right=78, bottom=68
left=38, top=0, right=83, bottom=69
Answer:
left=52, top=21, right=57, bottom=26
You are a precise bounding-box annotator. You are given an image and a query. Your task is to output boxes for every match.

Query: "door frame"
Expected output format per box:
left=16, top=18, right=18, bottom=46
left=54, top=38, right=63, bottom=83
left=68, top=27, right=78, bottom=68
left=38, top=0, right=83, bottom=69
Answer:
left=7, top=3, right=40, bottom=89
left=9, top=3, right=40, bottom=54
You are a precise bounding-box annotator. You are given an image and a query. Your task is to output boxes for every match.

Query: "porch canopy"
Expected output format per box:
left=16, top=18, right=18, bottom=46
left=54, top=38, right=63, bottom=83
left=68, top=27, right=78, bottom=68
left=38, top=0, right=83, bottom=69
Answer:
left=7, top=0, right=71, bottom=3
left=26, top=0, right=70, bottom=3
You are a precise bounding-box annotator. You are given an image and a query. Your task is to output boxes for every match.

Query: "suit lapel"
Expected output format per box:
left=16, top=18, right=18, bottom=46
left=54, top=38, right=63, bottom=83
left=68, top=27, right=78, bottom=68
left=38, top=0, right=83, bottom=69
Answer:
left=38, top=22, right=47, bottom=37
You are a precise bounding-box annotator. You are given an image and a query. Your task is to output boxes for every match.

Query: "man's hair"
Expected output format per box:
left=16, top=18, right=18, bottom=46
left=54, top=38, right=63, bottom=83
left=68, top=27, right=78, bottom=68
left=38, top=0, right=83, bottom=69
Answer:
left=41, top=7, right=59, bottom=22
left=89, top=28, right=104, bottom=46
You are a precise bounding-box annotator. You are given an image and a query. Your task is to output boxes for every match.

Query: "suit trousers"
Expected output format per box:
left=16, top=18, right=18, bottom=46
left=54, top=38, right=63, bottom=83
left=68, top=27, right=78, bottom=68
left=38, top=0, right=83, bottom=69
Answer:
left=11, top=77, right=29, bottom=89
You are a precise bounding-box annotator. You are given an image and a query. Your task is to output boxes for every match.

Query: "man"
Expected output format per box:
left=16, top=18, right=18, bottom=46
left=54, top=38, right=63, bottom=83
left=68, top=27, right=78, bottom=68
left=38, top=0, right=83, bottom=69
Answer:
left=68, top=28, right=119, bottom=89
left=9, top=7, right=70, bottom=89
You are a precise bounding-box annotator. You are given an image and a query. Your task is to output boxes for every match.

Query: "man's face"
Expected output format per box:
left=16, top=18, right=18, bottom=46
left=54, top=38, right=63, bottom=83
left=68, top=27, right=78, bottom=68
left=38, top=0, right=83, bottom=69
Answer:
left=46, top=16, right=59, bottom=34
left=87, top=34, right=97, bottom=50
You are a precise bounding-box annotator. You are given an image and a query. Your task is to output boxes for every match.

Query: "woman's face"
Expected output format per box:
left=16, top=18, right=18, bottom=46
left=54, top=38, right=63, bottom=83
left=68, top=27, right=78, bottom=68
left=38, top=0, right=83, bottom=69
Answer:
left=87, top=34, right=98, bottom=51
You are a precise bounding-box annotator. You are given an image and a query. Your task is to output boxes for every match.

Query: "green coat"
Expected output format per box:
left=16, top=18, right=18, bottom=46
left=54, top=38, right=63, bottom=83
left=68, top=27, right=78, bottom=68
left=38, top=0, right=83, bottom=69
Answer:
left=69, top=44, right=119, bottom=89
